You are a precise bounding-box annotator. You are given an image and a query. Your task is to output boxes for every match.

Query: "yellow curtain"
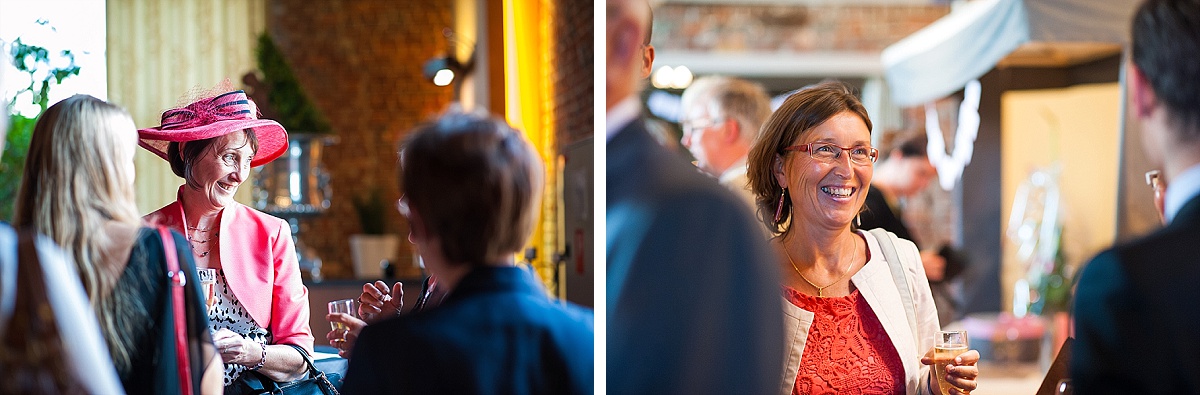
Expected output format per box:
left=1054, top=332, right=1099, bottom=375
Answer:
left=107, top=0, right=266, bottom=214
left=504, top=0, right=559, bottom=297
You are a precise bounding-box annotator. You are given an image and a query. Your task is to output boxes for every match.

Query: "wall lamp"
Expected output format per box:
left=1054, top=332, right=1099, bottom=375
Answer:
left=423, top=29, right=475, bottom=92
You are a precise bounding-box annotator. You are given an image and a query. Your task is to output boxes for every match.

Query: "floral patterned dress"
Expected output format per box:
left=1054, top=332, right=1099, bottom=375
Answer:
left=785, top=287, right=905, bottom=395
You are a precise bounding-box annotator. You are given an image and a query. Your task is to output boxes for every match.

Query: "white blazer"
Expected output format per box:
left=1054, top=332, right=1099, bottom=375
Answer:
left=779, top=229, right=941, bottom=395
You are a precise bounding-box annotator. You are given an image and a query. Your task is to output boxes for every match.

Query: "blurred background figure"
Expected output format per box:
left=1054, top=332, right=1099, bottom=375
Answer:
left=1072, top=0, right=1200, bottom=393
left=14, top=94, right=221, bottom=394
left=860, top=130, right=967, bottom=326
left=679, top=76, right=772, bottom=216
left=138, top=87, right=313, bottom=388
left=607, top=0, right=784, bottom=393
left=340, top=110, right=593, bottom=394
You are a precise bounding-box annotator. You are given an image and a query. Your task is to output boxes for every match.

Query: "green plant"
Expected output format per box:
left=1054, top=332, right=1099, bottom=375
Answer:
left=353, top=188, right=389, bottom=235
left=0, top=115, right=36, bottom=221
left=1031, top=228, right=1073, bottom=315
left=2, top=32, right=82, bottom=221
left=255, top=32, right=331, bottom=133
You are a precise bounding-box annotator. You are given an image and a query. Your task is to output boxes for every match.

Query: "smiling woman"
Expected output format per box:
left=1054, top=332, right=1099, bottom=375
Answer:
left=138, top=87, right=315, bottom=391
left=746, top=81, right=982, bottom=395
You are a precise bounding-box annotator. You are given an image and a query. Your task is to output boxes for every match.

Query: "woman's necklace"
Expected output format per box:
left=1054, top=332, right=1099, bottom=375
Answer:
left=781, top=245, right=855, bottom=297
left=187, top=226, right=217, bottom=258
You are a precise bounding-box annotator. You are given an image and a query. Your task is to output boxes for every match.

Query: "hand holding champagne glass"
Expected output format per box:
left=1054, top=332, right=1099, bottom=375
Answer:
left=327, top=299, right=367, bottom=358
left=921, top=330, right=980, bottom=395
left=934, top=331, right=968, bottom=395
left=328, top=299, right=355, bottom=333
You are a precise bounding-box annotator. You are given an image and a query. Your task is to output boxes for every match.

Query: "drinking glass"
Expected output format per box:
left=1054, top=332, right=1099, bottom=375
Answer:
left=934, top=330, right=969, bottom=395
left=197, top=268, right=217, bottom=312
left=328, top=299, right=356, bottom=340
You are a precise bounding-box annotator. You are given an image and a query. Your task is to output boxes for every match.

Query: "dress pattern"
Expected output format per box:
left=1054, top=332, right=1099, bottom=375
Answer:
left=785, top=287, right=905, bottom=395
left=210, top=269, right=272, bottom=386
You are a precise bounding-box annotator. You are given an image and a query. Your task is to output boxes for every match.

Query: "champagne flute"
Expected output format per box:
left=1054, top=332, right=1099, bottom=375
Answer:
left=328, top=299, right=356, bottom=341
left=197, top=268, right=217, bottom=313
left=934, top=330, right=968, bottom=395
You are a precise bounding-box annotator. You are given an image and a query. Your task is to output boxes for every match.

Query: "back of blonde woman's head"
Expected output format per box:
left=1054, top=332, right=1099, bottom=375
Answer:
left=747, top=81, right=871, bottom=235
left=13, top=94, right=142, bottom=370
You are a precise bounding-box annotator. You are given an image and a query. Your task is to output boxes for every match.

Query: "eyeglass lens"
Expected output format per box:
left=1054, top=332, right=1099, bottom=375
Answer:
left=810, top=143, right=875, bottom=164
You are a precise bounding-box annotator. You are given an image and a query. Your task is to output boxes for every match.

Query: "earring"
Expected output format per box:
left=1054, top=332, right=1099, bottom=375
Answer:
left=855, top=214, right=862, bottom=227
left=774, top=187, right=788, bottom=223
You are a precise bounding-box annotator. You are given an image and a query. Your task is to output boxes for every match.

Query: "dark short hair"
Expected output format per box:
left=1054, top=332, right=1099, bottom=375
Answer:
left=167, top=129, right=260, bottom=184
left=400, top=110, right=543, bottom=266
left=746, top=81, right=871, bottom=235
left=884, top=130, right=928, bottom=160
left=1132, top=0, right=1200, bottom=137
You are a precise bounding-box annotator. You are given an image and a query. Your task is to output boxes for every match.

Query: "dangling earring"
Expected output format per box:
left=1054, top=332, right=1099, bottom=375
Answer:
left=774, top=187, right=788, bottom=223
left=855, top=213, right=862, bottom=227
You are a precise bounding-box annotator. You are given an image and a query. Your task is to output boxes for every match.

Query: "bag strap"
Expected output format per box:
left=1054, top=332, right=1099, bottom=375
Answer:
left=159, top=226, right=194, bottom=395
left=868, top=228, right=919, bottom=346
left=243, top=344, right=339, bottom=395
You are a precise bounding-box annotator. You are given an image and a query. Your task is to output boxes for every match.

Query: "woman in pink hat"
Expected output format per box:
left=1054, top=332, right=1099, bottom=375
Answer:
left=139, top=89, right=313, bottom=388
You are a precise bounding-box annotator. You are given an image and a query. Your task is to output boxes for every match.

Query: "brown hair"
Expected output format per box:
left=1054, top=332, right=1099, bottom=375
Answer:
left=166, top=129, right=259, bottom=187
left=746, top=81, right=872, bottom=235
left=399, top=110, right=544, bottom=266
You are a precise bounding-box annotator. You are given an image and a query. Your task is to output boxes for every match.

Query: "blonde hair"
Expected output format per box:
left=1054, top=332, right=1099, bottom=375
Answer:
left=14, top=94, right=143, bottom=371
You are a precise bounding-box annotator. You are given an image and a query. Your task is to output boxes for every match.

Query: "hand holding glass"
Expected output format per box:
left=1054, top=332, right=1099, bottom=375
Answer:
left=328, top=299, right=356, bottom=341
left=934, top=330, right=969, bottom=395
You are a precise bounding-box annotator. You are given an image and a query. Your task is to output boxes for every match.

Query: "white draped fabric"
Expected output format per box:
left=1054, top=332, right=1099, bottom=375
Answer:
left=881, top=0, right=1137, bottom=107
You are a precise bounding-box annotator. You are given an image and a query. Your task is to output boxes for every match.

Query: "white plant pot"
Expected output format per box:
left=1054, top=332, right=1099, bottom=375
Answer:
left=349, top=234, right=400, bottom=279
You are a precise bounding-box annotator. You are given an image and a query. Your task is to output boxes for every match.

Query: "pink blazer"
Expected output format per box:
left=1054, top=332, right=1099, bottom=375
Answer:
left=145, top=190, right=314, bottom=354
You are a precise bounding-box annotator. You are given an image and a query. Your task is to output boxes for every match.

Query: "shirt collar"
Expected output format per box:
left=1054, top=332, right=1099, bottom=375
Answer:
left=605, top=97, right=641, bottom=143
left=1164, top=163, right=1200, bottom=224
left=717, top=157, right=749, bottom=184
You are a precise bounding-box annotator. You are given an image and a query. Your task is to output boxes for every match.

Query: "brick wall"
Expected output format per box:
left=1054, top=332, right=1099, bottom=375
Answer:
left=553, top=0, right=593, bottom=147
left=268, top=0, right=455, bottom=279
left=652, top=3, right=948, bottom=52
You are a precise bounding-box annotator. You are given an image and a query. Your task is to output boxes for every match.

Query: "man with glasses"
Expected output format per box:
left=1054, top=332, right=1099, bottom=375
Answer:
left=679, top=76, right=772, bottom=216
left=1072, top=0, right=1200, bottom=392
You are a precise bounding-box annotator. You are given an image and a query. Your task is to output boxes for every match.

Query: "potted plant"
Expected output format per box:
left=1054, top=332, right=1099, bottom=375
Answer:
left=245, top=32, right=337, bottom=279
left=349, top=187, right=400, bottom=279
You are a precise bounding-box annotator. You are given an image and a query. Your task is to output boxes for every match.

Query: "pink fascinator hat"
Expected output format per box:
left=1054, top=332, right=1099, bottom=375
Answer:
left=138, top=89, right=289, bottom=168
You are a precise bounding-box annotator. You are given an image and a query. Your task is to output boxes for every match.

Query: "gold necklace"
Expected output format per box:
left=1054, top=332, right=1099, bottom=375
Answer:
left=781, top=246, right=855, bottom=297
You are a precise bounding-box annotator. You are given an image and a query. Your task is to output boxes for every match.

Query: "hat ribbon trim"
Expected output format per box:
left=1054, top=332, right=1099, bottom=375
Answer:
left=158, top=90, right=257, bottom=131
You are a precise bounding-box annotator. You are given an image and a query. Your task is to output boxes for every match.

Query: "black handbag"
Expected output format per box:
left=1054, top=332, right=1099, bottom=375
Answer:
left=227, top=344, right=342, bottom=395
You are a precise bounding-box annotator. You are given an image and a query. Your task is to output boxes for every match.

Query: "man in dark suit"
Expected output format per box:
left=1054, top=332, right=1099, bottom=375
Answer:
left=341, top=111, right=593, bottom=394
left=606, top=1, right=783, bottom=393
left=1071, top=0, right=1200, bottom=393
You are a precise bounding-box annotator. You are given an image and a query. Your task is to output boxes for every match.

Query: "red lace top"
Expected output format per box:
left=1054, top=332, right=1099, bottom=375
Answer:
left=785, top=287, right=905, bottom=395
